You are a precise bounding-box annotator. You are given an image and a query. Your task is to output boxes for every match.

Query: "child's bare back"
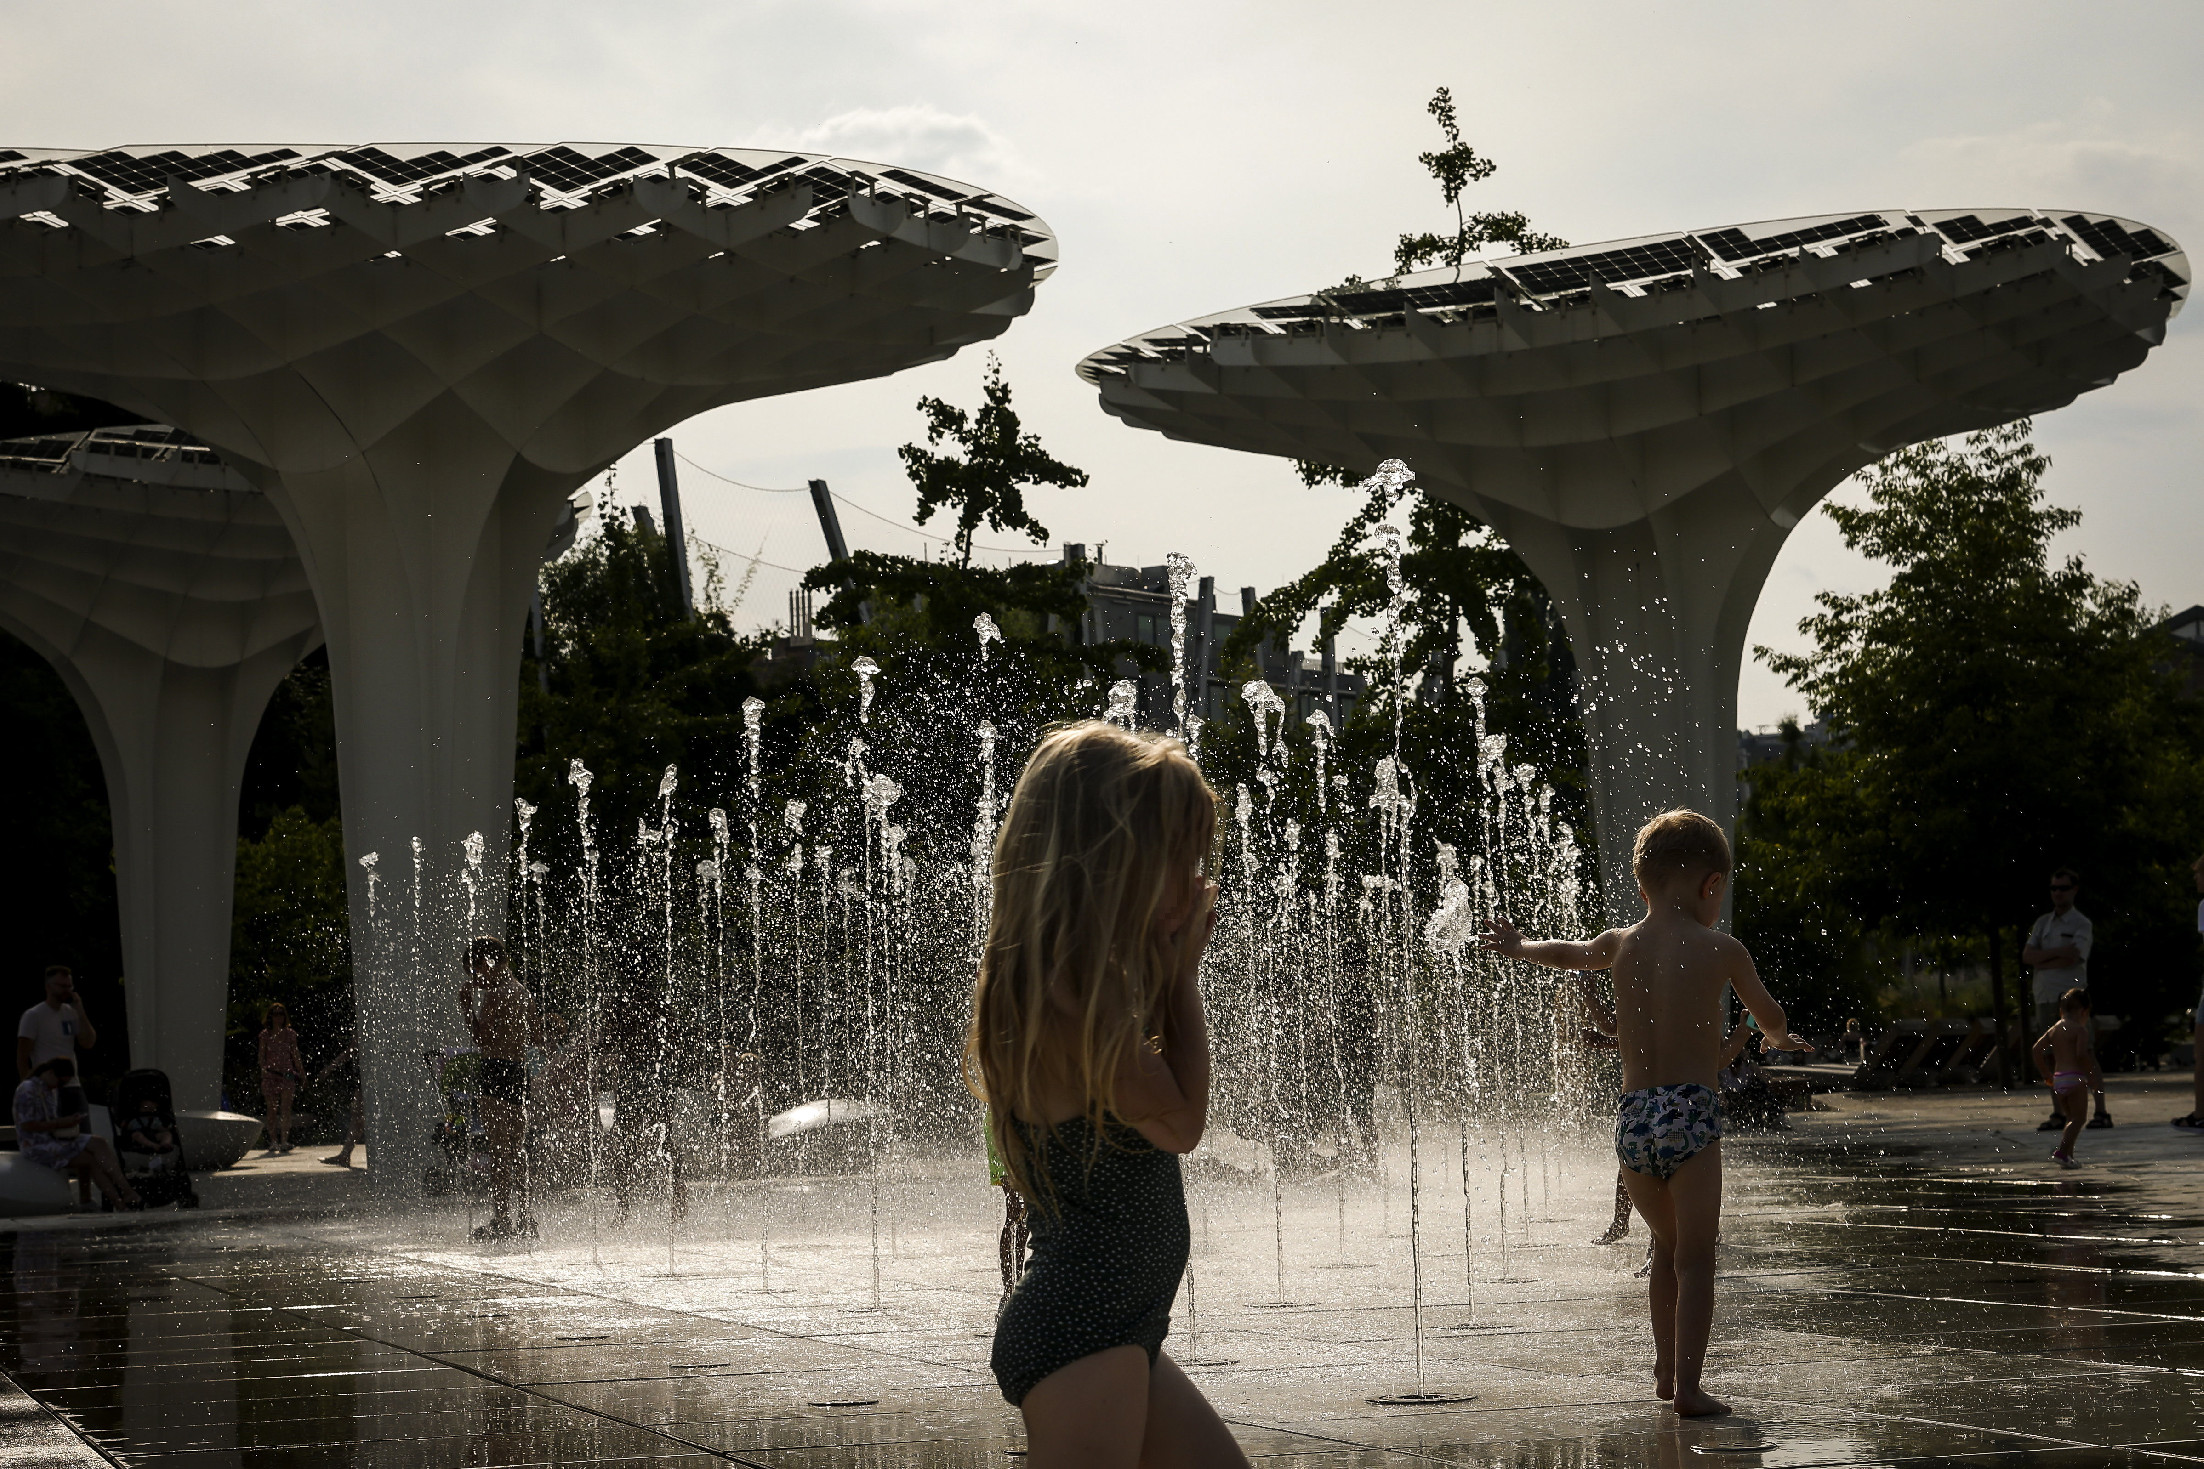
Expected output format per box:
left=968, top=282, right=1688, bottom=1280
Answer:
left=1607, top=916, right=1754, bottom=1094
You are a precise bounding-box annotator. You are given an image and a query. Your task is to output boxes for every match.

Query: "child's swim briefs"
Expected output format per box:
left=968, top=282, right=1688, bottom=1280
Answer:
left=1615, top=1082, right=1725, bottom=1179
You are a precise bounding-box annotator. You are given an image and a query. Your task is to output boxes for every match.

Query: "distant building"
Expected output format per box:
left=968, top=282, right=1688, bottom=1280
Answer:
left=1737, top=721, right=1829, bottom=771
left=2156, top=605, right=2204, bottom=696
left=1062, top=545, right=1368, bottom=730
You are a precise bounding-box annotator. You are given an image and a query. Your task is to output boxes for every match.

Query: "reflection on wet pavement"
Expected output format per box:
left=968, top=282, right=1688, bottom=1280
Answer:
left=4, top=1082, right=2203, bottom=1466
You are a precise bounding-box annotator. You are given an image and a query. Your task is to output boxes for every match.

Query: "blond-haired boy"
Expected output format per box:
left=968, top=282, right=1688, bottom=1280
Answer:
left=1483, top=808, right=1812, bottom=1417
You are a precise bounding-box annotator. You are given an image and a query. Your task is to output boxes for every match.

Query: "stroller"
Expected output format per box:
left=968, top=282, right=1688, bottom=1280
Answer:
left=107, top=1070, right=201, bottom=1208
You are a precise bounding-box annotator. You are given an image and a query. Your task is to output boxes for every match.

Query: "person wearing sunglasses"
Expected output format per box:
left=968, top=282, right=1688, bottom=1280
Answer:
left=2022, top=870, right=2110, bottom=1131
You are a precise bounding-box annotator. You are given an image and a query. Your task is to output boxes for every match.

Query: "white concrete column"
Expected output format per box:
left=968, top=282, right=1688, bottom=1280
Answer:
left=1486, top=477, right=1783, bottom=925
left=232, top=451, right=576, bottom=1180
left=0, top=463, right=319, bottom=1110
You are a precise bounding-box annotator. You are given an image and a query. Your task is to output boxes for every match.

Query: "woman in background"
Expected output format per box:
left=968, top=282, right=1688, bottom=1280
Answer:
left=259, top=1002, right=304, bottom=1155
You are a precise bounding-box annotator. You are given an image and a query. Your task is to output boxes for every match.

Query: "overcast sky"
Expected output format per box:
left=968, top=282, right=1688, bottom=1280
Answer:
left=9, top=0, right=2198, bottom=728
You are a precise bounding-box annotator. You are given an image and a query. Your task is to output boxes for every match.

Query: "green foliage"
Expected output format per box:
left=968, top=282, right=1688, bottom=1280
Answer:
left=0, top=631, right=126, bottom=1088
left=1391, top=87, right=1567, bottom=276
left=899, top=355, right=1089, bottom=567
left=805, top=551, right=1087, bottom=640
left=1733, top=722, right=1877, bottom=1030
left=1750, top=421, right=2204, bottom=1056
left=517, top=514, right=770, bottom=867
left=226, top=806, right=349, bottom=1106
left=795, top=550, right=1163, bottom=852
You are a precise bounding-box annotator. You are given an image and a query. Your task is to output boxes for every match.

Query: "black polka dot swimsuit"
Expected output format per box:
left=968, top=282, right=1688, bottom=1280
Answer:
left=991, top=1115, right=1189, bottom=1406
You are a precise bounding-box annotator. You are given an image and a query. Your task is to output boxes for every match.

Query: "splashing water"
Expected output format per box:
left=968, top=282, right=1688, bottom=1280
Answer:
left=1167, top=552, right=1195, bottom=731
left=1105, top=679, right=1138, bottom=728
left=852, top=657, right=881, bottom=724
left=345, top=520, right=1595, bottom=1395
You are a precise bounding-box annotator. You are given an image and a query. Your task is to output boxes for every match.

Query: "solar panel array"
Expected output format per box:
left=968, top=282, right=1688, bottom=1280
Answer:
left=1082, top=207, right=2186, bottom=382
left=64, top=147, right=302, bottom=197
left=0, top=142, right=1054, bottom=255
left=2061, top=214, right=2176, bottom=265
left=326, top=146, right=511, bottom=187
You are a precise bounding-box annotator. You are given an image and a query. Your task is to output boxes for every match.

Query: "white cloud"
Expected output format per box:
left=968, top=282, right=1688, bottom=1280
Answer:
left=1894, top=116, right=2202, bottom=235
left=775, top=104, right=1029, bottom=191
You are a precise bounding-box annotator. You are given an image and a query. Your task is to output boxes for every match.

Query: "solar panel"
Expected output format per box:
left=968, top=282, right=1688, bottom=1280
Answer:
left=792, top=165, right=858, bottom=196
left=1696, top=214, right=1886, bottom=261
left=674, top=153, right=763, bottom=189
left=520, top=145, right=657, bottom=193
left=1937, top=213, right=2035, bottom=245
left=878, top=168, right=961, bottom=202
left=959, top=195, right=1035, bottom=224
left=1509, top=237, right=1698, bottom=295
left=2131, top=258, right=2188, bottom=293
left=327, top=146, right=508, bottom=187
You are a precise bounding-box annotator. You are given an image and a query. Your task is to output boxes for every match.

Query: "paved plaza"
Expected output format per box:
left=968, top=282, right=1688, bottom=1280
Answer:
left=4, top=1074, right=2203, bottom=1467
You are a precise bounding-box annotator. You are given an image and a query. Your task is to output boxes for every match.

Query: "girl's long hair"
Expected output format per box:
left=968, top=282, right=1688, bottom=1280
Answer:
left=963, top=721, right=1217, bottom=1205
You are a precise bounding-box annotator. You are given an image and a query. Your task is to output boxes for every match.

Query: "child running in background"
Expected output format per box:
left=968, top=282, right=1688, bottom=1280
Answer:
left=1483, top=809, right=1814, bottom=1418
left=967, top=721, right=1248, bottom=1468
left=2033, top=987, right=2104, bottom=1168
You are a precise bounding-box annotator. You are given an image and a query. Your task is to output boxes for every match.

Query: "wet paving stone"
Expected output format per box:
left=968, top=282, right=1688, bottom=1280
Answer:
left=6, top=1076, right=2204, bottom=1464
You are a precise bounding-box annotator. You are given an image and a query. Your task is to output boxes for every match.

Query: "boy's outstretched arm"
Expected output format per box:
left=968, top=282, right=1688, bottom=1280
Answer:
left=1481, top=919, right=1622, bottom=972
left=1728, top=949, right=1815, bottom=1052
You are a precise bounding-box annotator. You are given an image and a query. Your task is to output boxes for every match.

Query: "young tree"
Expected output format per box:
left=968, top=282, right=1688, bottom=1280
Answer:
left=1756, top=420, right=2204, bottom=1067
left=1391, top=86, right=1568, bottom=278
left=1247, top=94, right=1586, bottom=863
left=899, top=354, right=1088, bottom=568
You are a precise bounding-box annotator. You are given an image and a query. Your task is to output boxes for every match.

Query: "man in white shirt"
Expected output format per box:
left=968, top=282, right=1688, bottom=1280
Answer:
left=16, top=965, right=98, bottom=1081
left=2178, top=854, right=2204, bottom=1130
left=2022, top=869, right=2109, bottom=1130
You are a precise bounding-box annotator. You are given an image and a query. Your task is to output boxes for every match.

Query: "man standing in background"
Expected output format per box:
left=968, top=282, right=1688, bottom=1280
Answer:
left=460, top=937, right=536, bottom=1241
left=2177, top=855, right=2204, bottom=1131
left=17, top=965, right=96, bottom=1081
left=2023, top=869, right=2111, bottom=1131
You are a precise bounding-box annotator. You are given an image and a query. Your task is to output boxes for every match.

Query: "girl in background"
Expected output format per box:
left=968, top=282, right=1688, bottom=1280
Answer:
left=967, top=722, right=1247, bottom=1469
left=258, top=1002, right=304, bottom=1155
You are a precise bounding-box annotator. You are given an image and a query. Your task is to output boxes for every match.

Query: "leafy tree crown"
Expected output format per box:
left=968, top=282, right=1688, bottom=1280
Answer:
left=898, top=354, right=1088, bottom=567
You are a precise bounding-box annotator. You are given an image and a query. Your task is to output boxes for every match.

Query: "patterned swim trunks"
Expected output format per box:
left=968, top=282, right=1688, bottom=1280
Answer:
left=1615, top=1082, right=1725, bottom=1179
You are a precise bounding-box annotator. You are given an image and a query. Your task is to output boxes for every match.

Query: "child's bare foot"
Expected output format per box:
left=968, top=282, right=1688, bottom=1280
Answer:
left=1654, top=1362, right=1674, bottom=1400
left=1672, top=1384, right=1730, bottom=1417
left=1595, top=1218, right=1630, bottom=1245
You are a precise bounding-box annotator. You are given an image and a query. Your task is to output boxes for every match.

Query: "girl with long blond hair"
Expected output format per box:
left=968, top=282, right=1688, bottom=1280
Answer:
left=967, top=722, right=1248, bottom=1467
